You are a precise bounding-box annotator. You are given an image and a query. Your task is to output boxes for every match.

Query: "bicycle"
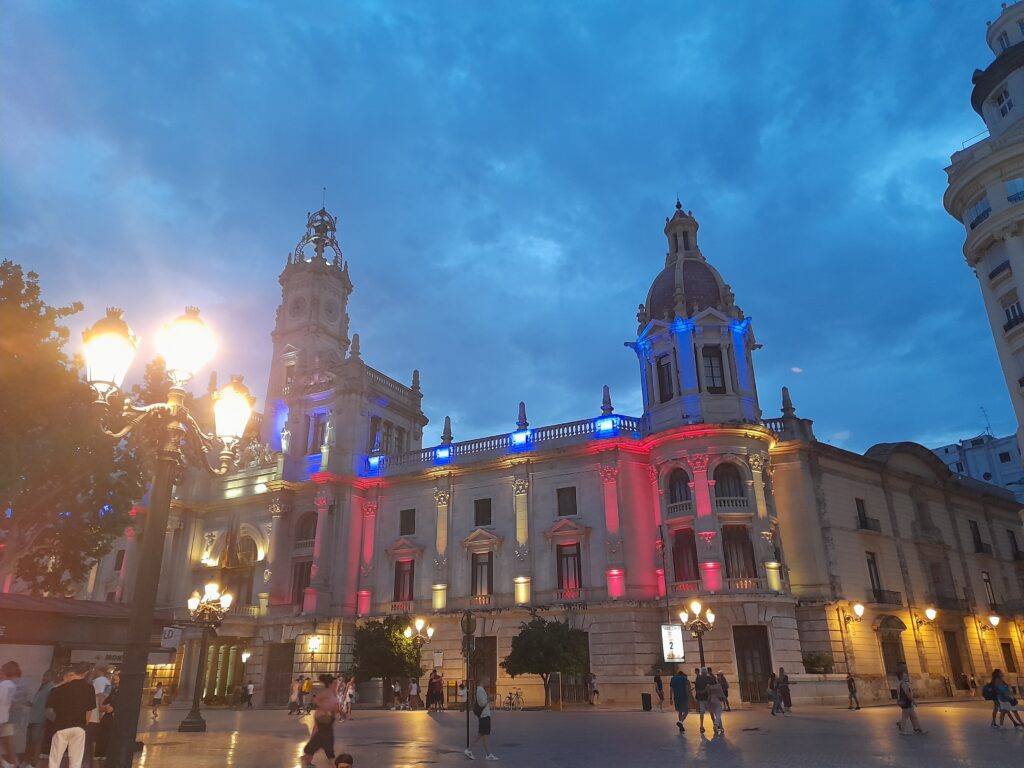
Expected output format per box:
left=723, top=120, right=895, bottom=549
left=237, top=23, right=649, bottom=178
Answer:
left=502, top=688, right=525, bottom=711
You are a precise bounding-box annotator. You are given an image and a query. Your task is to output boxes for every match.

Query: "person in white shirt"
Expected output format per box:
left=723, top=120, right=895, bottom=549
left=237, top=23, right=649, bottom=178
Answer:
left=85, top=666, right=111, bottom=768
left=465, top=675, right=498, bottom=761
left=245, top=681, right=255, bottom=709
left=0, top=660, right=22, bottom=768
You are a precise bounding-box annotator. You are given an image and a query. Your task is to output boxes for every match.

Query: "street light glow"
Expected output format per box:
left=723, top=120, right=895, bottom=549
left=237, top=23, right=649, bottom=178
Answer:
left=187, top=592, right=200, bottom=612
left=404, top=627, right=413, bottom=638
left=82, top=308, right=138, bottom=395
left=924, top=607, right=937, bottom=622
left=414, top=617, right=425, bottom=632
left=678, top=610, right=689, bottom=624
left=689, top=600, right=702, bottom=616
left=989, top=615, right=1000, bottom=628
left=157, top=307, right=216, bottom=384
left=706, top=609, right=716, bottom=625
left=213, top=375, right=255, bottom=442
left=853, top=602, right=865, bottom=618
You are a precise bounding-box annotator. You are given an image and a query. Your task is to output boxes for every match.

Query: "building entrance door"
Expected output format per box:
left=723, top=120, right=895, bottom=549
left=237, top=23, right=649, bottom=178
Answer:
left=877, top=616, right=907, bottom=699
left=733, top=625, right=771, bottom=703
left=265, top=641, right=295, bottom=705
left=943, top=631, right=967, bottom=688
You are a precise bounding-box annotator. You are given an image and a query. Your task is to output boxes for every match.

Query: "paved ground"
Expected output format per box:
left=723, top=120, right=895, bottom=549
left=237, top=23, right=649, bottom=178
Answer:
left=131, top=701, right=1022, bottom=767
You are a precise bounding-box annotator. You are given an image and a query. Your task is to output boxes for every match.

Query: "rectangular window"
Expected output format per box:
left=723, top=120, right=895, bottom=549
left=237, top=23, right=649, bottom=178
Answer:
left=394, top=559, right=414, bottom=602
left=114, top=549, right=126, bottom=572
left=396, top=427, right=407, bottom=454
left=656, top=356, right=674, bottom=403
left=105, top=591, right=116, bottom=603
left=1003, top=294, right=1024, bottom=328
left=1002, top=641, right=1019, bottom=674
left=474, top=498, right=492, bottom=528
left=701, top=346, right=726, bottom=394
left=968, top=196, right=993, bottom=229
left=969, top=519, right=984, bottom=549
left=999, top=451, right=1012, bottom=463
left=866, top=552, right=882, bottom=592
left=997, top=88, right=1014, bottom=117
left=1008, top=177, right=1024, bottom=203
left=556, top=486, right=578, bottom=517
left=284, top=365, right=296, bottom=391
left=955, top=462, right=964, bottom=472
left=471, top=552, right=493, bottom=596
left=982, top=570, right=997, bottom=607
left=1019, top=19, right=1024, bottom=36
left=672, top=528, right=699, bottom=582
left=556, top=543, right=582, bottom=591
left=1009, top=529, right=1022, bottom=559
left=308, top=412, right=327, bottom=452
left=722, top=525, right=758, bottom=579
left=368, top=416, right=381, bottom=451
left=400, top=508, right=416, bottom=536
left=681, top=231, right=690, bottom=250
left=292, top=560, right=312, bottom=605
left=855, top=498, right=867, bottom=523
left=999, top=30, right=1011, bottom=51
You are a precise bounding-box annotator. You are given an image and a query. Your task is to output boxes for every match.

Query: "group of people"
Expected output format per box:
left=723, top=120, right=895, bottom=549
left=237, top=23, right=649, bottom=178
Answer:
left=290, top=675, right=356, bottom=720
left=0, top=660, right=119, bottom=768
left=657, top=667, right=730, bottom=736
left=390, top=671, right=447, bottom=711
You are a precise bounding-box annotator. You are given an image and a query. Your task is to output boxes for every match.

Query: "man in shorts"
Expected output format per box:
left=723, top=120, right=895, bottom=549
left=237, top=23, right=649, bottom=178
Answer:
left=301, top=675, right=341, bottom=767
left=465, top=675, right=498, bottom=761
left=693, top=667, right=713, bottom=734
left=669, top=669, right=690, bottom=733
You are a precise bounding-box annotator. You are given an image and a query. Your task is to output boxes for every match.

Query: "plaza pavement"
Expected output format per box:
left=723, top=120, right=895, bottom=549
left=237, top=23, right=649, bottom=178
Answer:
left=132, top=701, right=1021, bottom=767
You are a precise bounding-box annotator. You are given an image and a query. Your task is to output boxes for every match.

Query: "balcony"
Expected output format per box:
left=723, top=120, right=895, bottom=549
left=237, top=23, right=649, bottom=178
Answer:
left=969, top=207, right=992, bottom=230
left=669, top=579, right=701, bottom=594
left=725, top=577, right=766, bottom=592
left=1009, top=191, right=1024, bottom=204
left=932, top=594, right=970, bottom=612
left=1004, top=314, right=1024, bottom=334
left=714, top=496, right=749, bottom=510
left=389, top=600, right=413, bottom=614
left=974, top=541, right=994, bottom=555
left=869, top=589, right=903, bottom=606
left=294, top=538, right=315, bottom=554
left=856, top=515, right=882, bottom=533
left=667, top=500, right=694, bottom=516
left=989, top=259, right=1012, bottom=281
left=469, top=594, right=492, bottom=607
left=227, top=604, right=260, bottom=618
left=555, top=588, right=585, bottom=602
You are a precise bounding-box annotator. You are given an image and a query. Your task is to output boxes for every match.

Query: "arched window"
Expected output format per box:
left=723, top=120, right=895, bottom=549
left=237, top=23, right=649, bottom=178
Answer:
left=295, top=512, right=317, bottom=542
left=668, top=469, right=691, bottom=505
left=237, top=535, right=258, bottom=565
left=713, top=463, right=744, bottom=498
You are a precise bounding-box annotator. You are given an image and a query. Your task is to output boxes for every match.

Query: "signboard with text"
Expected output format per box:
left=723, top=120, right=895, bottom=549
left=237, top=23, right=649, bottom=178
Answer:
left=661, top=624, right=685, bottom=663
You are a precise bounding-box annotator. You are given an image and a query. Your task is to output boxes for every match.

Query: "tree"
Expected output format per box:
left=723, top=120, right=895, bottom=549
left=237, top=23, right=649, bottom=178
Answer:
left=0, top=260, right=145, bottom=594
left=351, top=616, right=421, bottom=686
left=500, top=616, right=590, bottom=707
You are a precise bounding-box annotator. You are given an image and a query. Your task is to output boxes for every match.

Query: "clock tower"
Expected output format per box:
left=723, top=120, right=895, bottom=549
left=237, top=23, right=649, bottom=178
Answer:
left=263, top=208, right=353, bottom=447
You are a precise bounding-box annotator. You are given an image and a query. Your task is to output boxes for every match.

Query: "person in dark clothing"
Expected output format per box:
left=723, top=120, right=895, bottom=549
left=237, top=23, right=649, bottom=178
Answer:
left=693, top=668, right=714, bottom=734
left=847, top=674, right=861, bottom=710
left=47, top=664, right=98, bottom=768
left=668, top=670, right=690, bottom=732
left=716, top=671, right=731, bottom=712
left=778, top=667, right=792, bottom=711
left=653, top=674, right=664, bottom=712
left=94, top=671, right=119, bottom=759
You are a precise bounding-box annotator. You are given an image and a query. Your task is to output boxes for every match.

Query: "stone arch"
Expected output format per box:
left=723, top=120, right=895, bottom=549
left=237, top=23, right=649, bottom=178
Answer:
left=667, top=467, right=692, bottom=504
left=294, top=511, right=317, bottom=542
left=239, top=522, right=268, bottom=561
left=711, top=458, right=747, bottom=498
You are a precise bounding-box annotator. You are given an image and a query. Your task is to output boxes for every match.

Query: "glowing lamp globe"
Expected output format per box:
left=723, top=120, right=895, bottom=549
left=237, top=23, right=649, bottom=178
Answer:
left=307, top=635, right=322, bottom=653
left=678, top=611, right=689, bottom=625
left=924, top=607, right=937, bottom=622
left=853, top=602, right=865, bottom=618
left=404, top=627, right=413, bottom=639
left=204, top=582, right=220, bottom=600
left=426, top=626, right=435, bottom=639
left=414, top=618, right=425, bottom=633
left=241, top=651, right=251, bottom=664
left=220, top=592, right=233, bottom=610
left=157, top=307, right=216, bottom=384
left=689, top=600, right=702, bottom=617
left=213, top=375, right=255, bottom=442
left=83, top=308, right=139, bottom=395
left=706, top=609, right=716, bottom=625
left=989, top=615, right=1001, bottom=628
left=187, top=593, right=201, bottom=612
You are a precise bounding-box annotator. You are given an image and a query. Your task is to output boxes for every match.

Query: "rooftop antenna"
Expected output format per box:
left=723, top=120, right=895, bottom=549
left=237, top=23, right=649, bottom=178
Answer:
left=322, top=186, right=327, bottom=208
left=980, top=406, right=993, bottom=436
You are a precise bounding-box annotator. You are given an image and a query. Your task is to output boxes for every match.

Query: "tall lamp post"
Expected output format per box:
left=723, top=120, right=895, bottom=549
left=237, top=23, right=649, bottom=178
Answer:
left=178, top=582, right=232, bottom=732
left=83, top=307, right=254, bottom=768
left=307, top=634, right=322, bottom=678
left=679, top=600, right=716, bottom=667
left=460, top=611, right=477, bottom=750
left=404, top=617, right=435, bottom=669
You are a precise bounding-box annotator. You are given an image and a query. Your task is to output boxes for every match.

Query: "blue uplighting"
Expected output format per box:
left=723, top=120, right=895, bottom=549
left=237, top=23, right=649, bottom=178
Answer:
left=305, top=453, right=323, bottom=477
left=731, top=317, right=751, bottom=334
left=367, top=455, right=381, bottom=472
left=671, top=318, right=695, bottom=334
left=434, top=445, right=452, bottom=464
left=595, top=416, right=619, bottom=436
left=509, top=429, right=532, bottom=451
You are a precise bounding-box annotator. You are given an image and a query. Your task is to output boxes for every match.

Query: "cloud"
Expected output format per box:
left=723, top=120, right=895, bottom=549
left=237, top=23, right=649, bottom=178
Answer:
left=0, top=0, right=1014, bottom=451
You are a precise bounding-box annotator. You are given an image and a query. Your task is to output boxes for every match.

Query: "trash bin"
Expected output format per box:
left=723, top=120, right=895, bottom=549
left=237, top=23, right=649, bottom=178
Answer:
left=641, top=692, right=652, bottom=711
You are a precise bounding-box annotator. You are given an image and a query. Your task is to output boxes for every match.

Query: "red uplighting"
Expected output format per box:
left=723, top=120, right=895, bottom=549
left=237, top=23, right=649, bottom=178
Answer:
left=700, top=560, right=722, bottom=592
left=606, top=568, right=625, bottom=599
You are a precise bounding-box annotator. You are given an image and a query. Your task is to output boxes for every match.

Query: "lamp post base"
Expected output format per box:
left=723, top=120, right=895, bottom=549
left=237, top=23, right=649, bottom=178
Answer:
left=177, top=711, right=207, bottom=732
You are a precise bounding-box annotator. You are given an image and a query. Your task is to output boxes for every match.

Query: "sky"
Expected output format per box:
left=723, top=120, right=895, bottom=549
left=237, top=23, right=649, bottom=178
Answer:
left=0, top=0, right=1014, bottom=452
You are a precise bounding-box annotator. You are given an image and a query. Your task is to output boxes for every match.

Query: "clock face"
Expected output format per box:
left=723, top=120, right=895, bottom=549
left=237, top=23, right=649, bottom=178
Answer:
left=289, top=296, right=307, bottom=319
left=323, top=299, right=339, bottom=322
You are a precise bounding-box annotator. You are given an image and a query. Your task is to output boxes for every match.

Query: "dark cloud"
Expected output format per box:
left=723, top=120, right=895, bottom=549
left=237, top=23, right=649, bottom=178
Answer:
left=1, top=0, right=1010, bottom=449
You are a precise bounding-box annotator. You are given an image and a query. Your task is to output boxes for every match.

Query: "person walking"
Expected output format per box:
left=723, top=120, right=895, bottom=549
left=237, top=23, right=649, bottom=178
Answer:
left=300, top=675, right=342, bottom=767
left=846, top=674, right=860, bottom=710
left=409, top=678, right=422, bottom=710
left=84, top=665, right=110, bottom=768
left=289, top=678, right=301, bottom=715
left=969, top=675, right=978, bottom=697
left=895, top=670, right=926, bottom=734
left=653, top=674, right=665, bottom=712
left=668, top=669, right=689, bottom=732
left=465, top=675, right=497, bottom=761
left=245, top=680, right=255, bottom=709
left=457, top=682, right=467, bottom=712
left=777, top=667, right=792, bottom=712
left=716, top=671, right=731, bottom=712
left=94, top=670, right=120, bottom=761
left=767, top=672, right=783, bottom=715
left=693, top=667, right=714, bottom=734
left=334, top=754, right=354, bottom=768
left=344, top=676, right=356, bottom=720
left=46, top=664, right=97, bottom=768
left=0, top=660, right=21, bottom=768
left=589, top=673, right=599, bottom=706
left=301, top=676, right=313, bottom=712
left=25, top=669, right=57, bottom=768
left=706, top=669, right=725, bottom=735
left=151, top=682, right=165, bottom=720
left=990, top=669, right=1023, bottom=728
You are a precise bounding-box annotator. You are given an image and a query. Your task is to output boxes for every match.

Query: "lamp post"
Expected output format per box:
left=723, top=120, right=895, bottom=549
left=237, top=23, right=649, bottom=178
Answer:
left=178, top=583, right=232, bottom=732
left=404, top=617, right=435, bottom=669
left=678, top=600, right=715, bottom=667
left=83, top=307, right=254, bottom=768
left=307, top=634, right=322, bottom=678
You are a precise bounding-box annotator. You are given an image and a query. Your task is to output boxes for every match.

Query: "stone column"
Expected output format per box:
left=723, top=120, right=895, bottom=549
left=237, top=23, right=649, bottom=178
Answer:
left=673, top=320, right=700, bottom=419
left=357, top=498, right=378, bottom=615
left=267, top=497, right=290, bottom=606
left=599, top=462, right=625, bottom=599
left=170, top=635, right=200, bottom=709
left=432, top=484, right=451, bottom=609
left=305, top=488, right=332, bottom=612
left=688, top=454, right=722, bottom=591
left=158, top=515, right=182, bottom=604
left=512, top=474, right=531, bottom=604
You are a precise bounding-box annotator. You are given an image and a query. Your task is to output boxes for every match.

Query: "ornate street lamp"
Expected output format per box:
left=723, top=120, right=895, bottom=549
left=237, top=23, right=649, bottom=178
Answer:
left=83, top=307, right=254, bottom=767
left=404, top=617, right=435, bottom=656
left=843, top=602, right=866, bottom=627
left=308, top=633, right=322, bottom=677
left=980, top=614, right=1001, bottom=632
left=679, top=600, right=715, bottom=667
left=915, top=607, right=938, bottom=629
left=178, top=582, right=232, bottom=732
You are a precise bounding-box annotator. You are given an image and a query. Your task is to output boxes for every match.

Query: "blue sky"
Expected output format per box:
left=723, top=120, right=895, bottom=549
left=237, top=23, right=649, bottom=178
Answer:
left=0, top=0, right=1012, bottom=451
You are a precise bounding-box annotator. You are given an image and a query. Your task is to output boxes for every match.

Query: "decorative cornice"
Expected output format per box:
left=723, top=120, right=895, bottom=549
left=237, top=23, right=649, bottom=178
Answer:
left=748, top=453, right=768, bottom=472
left=512, top=478, right=530, bottom=495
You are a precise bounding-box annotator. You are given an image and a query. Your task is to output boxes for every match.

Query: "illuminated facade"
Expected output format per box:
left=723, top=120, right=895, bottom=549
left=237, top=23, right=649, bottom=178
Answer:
left=72, top=201, right=1024, bottom=709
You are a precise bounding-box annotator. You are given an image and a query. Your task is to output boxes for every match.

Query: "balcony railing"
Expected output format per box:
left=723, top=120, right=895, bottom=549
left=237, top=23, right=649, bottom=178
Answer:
left=989, top=260, right=1012, bottom=280
left=667, top=500, right=694, bottom=516
left=227, top=604, right=260, bottom=618
left=470, top=594, right=492, bottom=606
left=390, top=600, right=413, bottom=613
left=869, top=589, right=902, bottom=606
left=714, top=496, right=749, bottom=510
left=555, top=588, right=585, bottom=602
left=725, top=577, right=766, bottom=592
left=1004, top=314, right=1024, bottom=333
left=670, top=579, right=701, bottom=594
left=969, top=207, right=992, bottom=230
left=294, top=538, right=315, bottom=553
left=761, top=417, right=786, bottom=434
left=932, top=594, right=970, bottom=612
left=1009, top=191, right=1024, bottom=204
left=856, top=515, right=882, bottom=533
left=974, top=541, right=994, bottom=555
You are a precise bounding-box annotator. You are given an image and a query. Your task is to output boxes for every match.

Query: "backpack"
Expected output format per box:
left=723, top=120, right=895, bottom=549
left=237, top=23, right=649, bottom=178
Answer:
left=472, top=700, right=484, bottom=717
left=982, top=683, right=996, bottom=701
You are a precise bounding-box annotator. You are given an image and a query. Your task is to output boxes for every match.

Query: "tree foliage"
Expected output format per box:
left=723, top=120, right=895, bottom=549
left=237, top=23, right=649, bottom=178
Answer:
left=351, top=615, right=422, bottom=682
left=0, top=260, right=145, bottom=594
left=500, top=616, right=590, bottom=706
